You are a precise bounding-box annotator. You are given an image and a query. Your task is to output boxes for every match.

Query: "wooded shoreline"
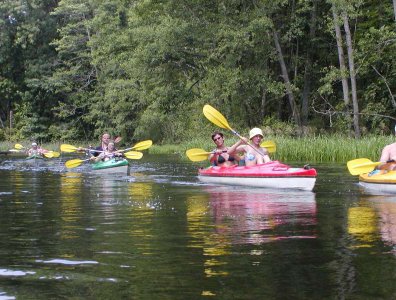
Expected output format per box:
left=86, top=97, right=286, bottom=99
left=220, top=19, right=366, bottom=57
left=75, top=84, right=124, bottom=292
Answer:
left=1, top=1, right=395, bottom=144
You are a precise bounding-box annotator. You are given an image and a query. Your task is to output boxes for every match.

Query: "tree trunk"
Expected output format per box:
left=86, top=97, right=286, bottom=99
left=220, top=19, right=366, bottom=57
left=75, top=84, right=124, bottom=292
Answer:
left=343, top=13, right=360, bottom=138
left=260, top=88, right=267, bottom=120
left=332, top=6, right=350, bottom=106
left=301, top=0, right=318, bottom=125
left=273, top=30, right=302, bottom=129
left=393, top=0, right=396, bottom=22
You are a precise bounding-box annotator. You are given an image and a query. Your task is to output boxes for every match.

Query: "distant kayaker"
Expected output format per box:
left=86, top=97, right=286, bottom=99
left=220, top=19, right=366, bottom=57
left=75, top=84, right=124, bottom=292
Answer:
left=227, top=128, right=271, bottom=166
left=378, top=141, right=396, bottom=170
left=209, top=131, right=239, bottom=167
left=27, top=142, right=49, bottom=157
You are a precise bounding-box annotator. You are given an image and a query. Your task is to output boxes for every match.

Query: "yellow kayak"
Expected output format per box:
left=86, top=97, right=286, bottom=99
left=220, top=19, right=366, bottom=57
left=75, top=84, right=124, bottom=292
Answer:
left=359, top=170, right=396, bottom=194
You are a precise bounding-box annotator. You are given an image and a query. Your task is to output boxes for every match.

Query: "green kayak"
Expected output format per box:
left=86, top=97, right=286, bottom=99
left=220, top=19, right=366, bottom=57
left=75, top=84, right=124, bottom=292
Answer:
left=26, top=154, right=44, bottom=160
left=91, top=158, right=129, bottom=175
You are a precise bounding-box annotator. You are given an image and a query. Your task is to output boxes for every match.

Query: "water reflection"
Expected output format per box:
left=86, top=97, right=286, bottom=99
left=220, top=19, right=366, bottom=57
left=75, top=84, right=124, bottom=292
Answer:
left=60, top=173, right=84, bottom=240
left=348, top=195, right=396, bottom=254
left=371, top=197, right=396, bottom=253
left=186, top=186, right=317, bottom=288
left=206, top=186, right=317, bottom=245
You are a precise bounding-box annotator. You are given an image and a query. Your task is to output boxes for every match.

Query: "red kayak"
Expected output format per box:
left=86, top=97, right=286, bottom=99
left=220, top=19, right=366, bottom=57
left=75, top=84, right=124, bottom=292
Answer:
left=198, top=161, right=317, bottom=191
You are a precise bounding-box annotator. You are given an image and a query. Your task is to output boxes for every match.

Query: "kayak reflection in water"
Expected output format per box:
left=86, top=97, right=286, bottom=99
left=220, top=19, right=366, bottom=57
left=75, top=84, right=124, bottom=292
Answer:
left=209, top=131, right=240, bottom=167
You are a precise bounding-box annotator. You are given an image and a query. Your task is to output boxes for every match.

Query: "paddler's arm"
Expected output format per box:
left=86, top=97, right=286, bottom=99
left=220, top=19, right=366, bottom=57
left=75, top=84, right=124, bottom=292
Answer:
left=377, top=145, right=395, bottom=170
left=209, top=149, right=227, bottom=165
left=260, top=147, right=271, bottom=163
left=227, top=138, right=248, bottom=156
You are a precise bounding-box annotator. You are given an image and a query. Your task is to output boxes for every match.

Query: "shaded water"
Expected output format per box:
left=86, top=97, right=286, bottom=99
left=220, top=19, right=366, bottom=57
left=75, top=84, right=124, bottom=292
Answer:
left=0, top=155, right=396, bottom=299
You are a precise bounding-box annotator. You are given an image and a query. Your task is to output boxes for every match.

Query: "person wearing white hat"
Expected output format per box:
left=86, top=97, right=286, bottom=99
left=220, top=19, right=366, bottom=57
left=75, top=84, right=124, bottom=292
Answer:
left=377, top=125, right=396, bottom=171
left=227, top=127, right=271, bottom=166
left=27, top=142, right=49, bottom=157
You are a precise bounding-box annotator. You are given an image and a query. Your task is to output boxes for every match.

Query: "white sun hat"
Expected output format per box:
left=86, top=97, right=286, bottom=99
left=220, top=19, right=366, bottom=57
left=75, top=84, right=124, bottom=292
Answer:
left=249, top=128, right=263, bottom=139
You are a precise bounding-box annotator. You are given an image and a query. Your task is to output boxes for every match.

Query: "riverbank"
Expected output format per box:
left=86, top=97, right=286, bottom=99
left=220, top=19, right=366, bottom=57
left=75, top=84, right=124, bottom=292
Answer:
left=1, top=135, right=393, bottom=163
left=150, top=135, right=394, bottom=163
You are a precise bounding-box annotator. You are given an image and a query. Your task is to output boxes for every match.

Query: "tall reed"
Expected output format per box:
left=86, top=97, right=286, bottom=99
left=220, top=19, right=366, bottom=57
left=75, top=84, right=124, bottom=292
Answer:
left=155, top=135, right=394, bottom=163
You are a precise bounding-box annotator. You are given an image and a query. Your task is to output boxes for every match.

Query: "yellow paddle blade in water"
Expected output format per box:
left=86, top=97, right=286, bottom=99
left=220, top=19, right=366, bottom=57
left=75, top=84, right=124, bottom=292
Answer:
left=260, top=140, right=276, bottom=153
left=65, top=158, right=87, bottom=169
left=50, top=151, right=61, bottom=158
left=347, top=158, right=381, bottom=175
left=43, top=152, right=54, bottom=158
left=60, top=144, right=79, bottom=152
left=43, top=151, right=61, bottom=158
left=14, top=143, right=25, bottom=150
left=186, top=148, right=212, bottom=162
left=203, top=104, right=232, bottom=131
left=124, top=151, right=143, bottom=159
left=131, top=140, right=153, bottom=151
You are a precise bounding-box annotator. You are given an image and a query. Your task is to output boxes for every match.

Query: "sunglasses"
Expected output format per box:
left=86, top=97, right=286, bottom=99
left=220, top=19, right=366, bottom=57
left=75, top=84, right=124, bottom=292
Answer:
left=213, top=136, right=222, bottom=142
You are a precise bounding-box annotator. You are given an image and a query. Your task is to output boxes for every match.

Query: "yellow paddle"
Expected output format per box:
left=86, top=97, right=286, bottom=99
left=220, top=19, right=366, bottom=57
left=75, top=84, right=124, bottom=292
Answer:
left=260, top=140, right=276, bottom=153
left=60, top=144, right=87, bottom=153
left=41, top=151, right=61, bottom=158
left=203, top=104, right=271, bottom=158
left=14, top=143, right=25, bottom=150
left=186, top=148, right=214, bottom=162
left=43, top=152, right=54, bottom=158
left=124, top=151, right=144, bottom=159
left=120, top=140, right=153, bottom=152
left=65, top=158, right=91, bottom=169
left=347, top=158, right=382, bottom=175
left=49, top=151, right=61, bottom=158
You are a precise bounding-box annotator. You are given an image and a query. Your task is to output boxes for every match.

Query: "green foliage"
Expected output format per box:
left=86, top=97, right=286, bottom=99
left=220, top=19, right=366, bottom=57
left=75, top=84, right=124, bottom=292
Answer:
left=0, top=0, right=395, bottom=145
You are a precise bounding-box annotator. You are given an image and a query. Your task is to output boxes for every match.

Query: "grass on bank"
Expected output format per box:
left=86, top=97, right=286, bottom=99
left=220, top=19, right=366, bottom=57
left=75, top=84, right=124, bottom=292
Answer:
left=0, top=135, right=394, bottom=163
left=150, top=135, right=395, bottom=163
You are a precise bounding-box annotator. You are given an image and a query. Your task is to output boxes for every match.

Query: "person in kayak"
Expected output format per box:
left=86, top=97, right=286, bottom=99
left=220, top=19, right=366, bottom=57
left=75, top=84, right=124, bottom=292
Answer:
left=209, top=131, right=239, bottom=167
left=90, top=133, right=111, bottom=157
left=227, top=128, right=271, bottom=166
left=377, top=141, right=396, bottom=171
left=91, top=141, right=123, bottom=162
left=27, top=142, right=49, bottom=157
left=89, top=133, right=123, bottom=157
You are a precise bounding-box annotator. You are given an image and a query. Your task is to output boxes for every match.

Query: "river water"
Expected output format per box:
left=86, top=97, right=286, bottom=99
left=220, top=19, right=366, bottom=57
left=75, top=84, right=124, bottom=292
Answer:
left=0, top=154, right=395, bottom=299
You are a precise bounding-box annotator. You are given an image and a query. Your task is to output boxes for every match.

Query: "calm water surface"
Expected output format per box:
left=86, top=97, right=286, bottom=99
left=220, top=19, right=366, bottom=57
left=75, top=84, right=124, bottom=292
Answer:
left=0, top=155, right=395, bottom=299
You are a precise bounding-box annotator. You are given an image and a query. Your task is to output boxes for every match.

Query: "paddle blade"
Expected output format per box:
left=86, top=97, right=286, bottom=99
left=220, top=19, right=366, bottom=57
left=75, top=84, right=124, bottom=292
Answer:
left=260, top=140, right=276, bottom=153
left=14, top=144, right=25, bottom=150
left=131, top=140, right=153, bottom=151
left=203, top=104, right=232, bottom=130
left=124, top=151, right=143, bottom=160
left=43, top=152, right=54, bottom=158
left=60, top=144, right=78, bottom=152
left=65, top=159, right=85, bottom=169
left=186, top=148, right=211, bottom=162
left=50, top=151, right=61, bottom=158
left=347, top=158, right=381, bottom=175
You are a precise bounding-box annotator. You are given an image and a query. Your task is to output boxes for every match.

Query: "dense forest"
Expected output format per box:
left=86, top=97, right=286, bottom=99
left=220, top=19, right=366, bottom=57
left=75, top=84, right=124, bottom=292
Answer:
left=0, top=0, right=395, bottom=143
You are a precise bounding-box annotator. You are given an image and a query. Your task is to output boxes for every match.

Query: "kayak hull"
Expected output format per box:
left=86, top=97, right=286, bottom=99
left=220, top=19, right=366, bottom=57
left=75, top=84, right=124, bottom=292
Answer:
left=26, top=154, right=43, bottom=160
left=359, top=171, right=396, bottom=194
left=198, top=161, right=317, bottom=191
left=91, top=158, right=129, bottom=175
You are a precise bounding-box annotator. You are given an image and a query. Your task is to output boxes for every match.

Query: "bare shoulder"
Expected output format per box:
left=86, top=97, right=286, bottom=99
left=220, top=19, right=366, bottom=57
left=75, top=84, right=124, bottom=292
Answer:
left=384, top=143, right=396, bottom=151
